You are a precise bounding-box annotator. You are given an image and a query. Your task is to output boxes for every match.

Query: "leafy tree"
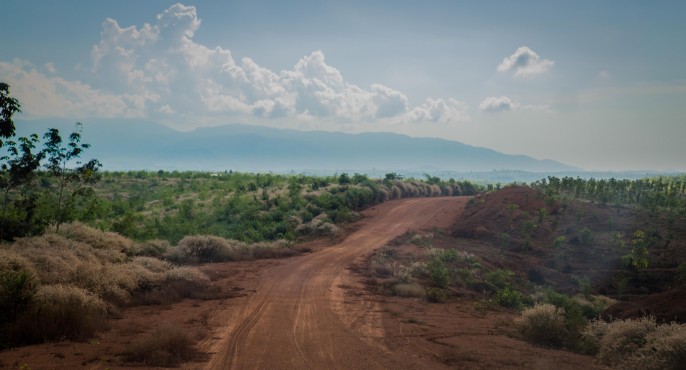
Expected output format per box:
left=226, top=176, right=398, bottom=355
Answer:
left=0, top=83, right=44, bottom=240
left=43, top=123, right=101, bottom=231
left=0, top=83, right=21, bottom=148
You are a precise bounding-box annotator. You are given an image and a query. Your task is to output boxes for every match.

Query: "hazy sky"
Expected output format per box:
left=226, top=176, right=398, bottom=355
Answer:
left=1, top=1, right=685, bottom=171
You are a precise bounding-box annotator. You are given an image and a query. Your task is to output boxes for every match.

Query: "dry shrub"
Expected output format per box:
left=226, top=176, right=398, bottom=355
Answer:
left=131, top=239, right=171, bottom=257
left=132, top=256, right=173, bottom=273
left=596, top=316, right=657, bottom=365
left=390, top=185, right=402, bottom=199
left=626, top=322, right=686, bottom=370
left=0, top=249, right=36, bottom=276
left=58, top=222, right=134, bottom=254
left=124, top=324, right=196, bottom=366
left=392, top=283, right=426, bottom=298
left=518, top=303, right=567, bottom=347
left=579, top=319, right=609, bottom=355
left=173, top=235, right=240, bottom=263
left=7, top=284, right=108, bottom=343
left=4, top=223, right=210, bottom=309
left=170, top=235, right=298, bottom=263
left=583, top=317, right=686, bottom=369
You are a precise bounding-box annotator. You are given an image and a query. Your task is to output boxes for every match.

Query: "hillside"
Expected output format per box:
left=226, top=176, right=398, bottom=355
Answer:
left=14, top=119, right=578, bottom=172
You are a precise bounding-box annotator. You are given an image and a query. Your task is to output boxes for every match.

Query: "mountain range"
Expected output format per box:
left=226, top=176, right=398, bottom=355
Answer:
left=14, top=119, right=579, bottom=173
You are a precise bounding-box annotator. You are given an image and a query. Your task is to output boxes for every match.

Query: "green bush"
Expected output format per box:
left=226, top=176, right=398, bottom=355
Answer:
left=496, top=286, right=523, bottom=309
left=579, top=227, right=594, bottom=246
left=0, top=269, right=39, bottom=327
left=427, top=259, right=449, bottom=288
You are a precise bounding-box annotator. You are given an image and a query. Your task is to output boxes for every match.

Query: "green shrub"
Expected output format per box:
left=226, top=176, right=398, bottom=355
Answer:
left=579, top=227, right=594, bottom=246
left=552, top=236, right=566, bottom=248
left=0, top=269, right=39, bottom=326
left=427, top=259, right=449, bottom=288
left=496, top=286, right=523, bottom=309
left=124, top=324, right=196, bottom=366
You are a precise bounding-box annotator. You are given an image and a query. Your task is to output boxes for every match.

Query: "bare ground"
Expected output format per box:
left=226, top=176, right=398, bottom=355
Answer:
left=0, top=197, right=602, bottom=369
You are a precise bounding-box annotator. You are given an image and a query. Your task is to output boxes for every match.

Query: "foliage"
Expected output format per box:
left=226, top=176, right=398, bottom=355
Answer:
left=495, top=286, right=523, bottom=309
left=0, top=84, right=101, bottom=240
left=427, top=259, right=450, bottom=288
left=531, top=175, right=686, bottom=215
left=0, top=83, right=44, bottom=240
left=42, top=123, right=101, bottom=231
left=0, top=270, right=39, bottom=328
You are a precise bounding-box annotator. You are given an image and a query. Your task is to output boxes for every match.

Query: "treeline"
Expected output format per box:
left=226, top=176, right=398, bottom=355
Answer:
left=59, top=171, right=481, bottom=244
left=531, top=176, right=686, bottom=214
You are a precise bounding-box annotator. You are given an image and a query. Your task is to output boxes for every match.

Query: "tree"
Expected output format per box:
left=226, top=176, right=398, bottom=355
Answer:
left=0, top=83, right=21, bottom=148
left=0, top=83, right=44, bottom=240
left=43, top=123, right=101, bottom=231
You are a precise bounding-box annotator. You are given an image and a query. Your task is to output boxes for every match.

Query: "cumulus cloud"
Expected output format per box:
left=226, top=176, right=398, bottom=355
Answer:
left=3, top=3, right=469, bottom=127
left=497, top=46, right=554, bottom=77
left=479, top=96, right=520, bottom=112
left=408, top=98, right=469, bottom=123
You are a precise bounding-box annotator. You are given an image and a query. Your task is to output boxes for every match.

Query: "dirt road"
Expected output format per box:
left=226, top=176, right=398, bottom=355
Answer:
left=207, top=197, right=468, bottom=369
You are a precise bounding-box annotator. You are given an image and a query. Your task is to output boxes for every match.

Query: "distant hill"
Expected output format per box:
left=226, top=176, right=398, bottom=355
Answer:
left=15, top=119, right=579, bottom=173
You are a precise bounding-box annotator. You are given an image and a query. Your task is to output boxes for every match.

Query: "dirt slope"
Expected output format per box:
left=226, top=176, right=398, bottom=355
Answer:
left=206, top=197, right=466, bottom=369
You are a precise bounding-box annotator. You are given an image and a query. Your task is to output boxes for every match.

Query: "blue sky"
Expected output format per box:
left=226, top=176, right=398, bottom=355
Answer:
left=1, top=1, right=685, bottom=171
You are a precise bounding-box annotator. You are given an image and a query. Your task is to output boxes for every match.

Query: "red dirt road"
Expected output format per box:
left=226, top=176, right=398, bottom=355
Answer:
left=207, top=197, right=467, bottom=369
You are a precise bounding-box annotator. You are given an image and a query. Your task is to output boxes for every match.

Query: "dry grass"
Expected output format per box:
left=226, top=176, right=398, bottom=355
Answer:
left=0, top=223, right=212, bottom=346
left=595, top=316, right=657, bottom=365
left=573, top=316, right=686, bottom=368
left=517, top=303, right=567, bottom=347
left=167, top=235, right=297, bottom=263
left=6, top=284, right=109, bottom=343
left=123, top=324, right=197, bottom=366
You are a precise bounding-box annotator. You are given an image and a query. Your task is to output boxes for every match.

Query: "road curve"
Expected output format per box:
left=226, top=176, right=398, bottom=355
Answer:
left=208, top=197, right=468, bottom=370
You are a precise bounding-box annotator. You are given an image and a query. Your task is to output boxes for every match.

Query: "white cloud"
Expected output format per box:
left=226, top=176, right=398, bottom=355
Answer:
left=2, top=3, right=469, bottom=127
left=408, top=98, right=469, bottom=123
left=497, top=46, right=554, bottom=77
left=479, top=96, right=553, bottom=114
left=43, top=62, right=57, bottom=74
left=0, top=59, right=149, bottom=119
left=479, top=96, right=520, bottom=112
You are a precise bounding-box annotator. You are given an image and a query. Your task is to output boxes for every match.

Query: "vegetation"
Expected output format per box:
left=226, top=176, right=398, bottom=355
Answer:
left=532, top=175, right=686, bottom=214
left=124, top=324, right=197, bottom=366
left=0, top=222, right=216, bottom=347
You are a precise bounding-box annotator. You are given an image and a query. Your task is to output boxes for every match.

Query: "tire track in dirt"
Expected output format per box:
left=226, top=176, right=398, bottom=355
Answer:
left=208, top=197, right=468, bottom=370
